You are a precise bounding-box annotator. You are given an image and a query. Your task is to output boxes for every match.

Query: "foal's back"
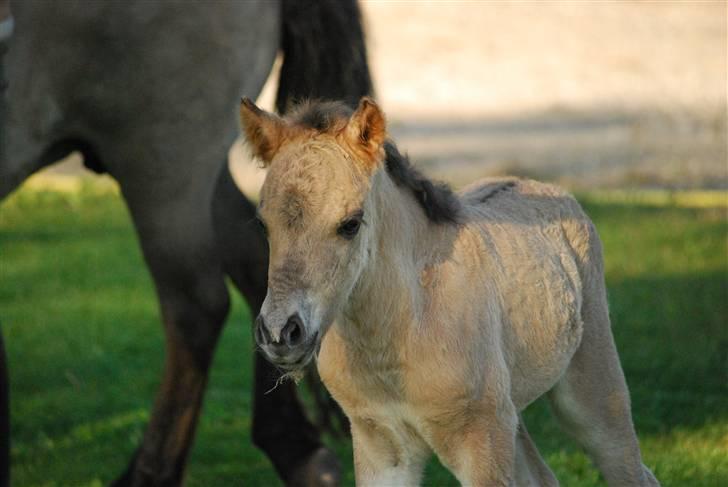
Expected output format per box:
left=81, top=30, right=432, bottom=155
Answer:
left=459, top=177, right=601, bottom=409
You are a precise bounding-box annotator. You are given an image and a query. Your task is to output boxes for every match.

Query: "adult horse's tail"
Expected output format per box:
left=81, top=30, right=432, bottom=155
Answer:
left=277, top=0, right=373, bottom=112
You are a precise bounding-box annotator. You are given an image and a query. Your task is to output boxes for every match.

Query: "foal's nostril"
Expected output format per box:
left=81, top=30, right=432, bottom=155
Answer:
left=256, top=314, right=304, bottom=349
left=282, top=314, right=304, bottom=347
left=254, top=315, right=272, bottom=346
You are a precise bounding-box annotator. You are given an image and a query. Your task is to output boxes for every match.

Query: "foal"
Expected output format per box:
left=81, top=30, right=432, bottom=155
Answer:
left=241, top=97, right=659, bottom=486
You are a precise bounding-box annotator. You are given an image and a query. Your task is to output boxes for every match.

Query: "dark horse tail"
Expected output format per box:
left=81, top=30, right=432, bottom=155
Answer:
left=277, top=0, right=373, bottom=112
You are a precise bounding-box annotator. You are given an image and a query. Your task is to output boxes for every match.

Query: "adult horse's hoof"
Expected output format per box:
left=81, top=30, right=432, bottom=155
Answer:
left=287, top=447, right=341, bottom=487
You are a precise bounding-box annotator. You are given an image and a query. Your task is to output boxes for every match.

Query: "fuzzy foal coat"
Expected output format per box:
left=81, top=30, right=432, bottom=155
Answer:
left=318, top=177, right=589, bottom=483
left=243, top=98, right=659, bottom=487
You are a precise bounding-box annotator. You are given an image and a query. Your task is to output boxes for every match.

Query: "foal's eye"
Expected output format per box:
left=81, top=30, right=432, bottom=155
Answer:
left=337, top=214, right=363, bottom=240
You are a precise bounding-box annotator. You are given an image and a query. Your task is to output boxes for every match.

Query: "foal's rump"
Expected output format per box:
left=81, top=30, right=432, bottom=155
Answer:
left=460, top=178, right=598, bottom=408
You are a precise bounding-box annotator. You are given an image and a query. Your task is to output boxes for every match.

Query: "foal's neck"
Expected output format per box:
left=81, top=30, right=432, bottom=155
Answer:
left=342, top=170, right=453, bottom=340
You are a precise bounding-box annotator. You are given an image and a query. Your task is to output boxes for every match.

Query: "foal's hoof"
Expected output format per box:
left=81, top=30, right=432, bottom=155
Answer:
left=287, top=447, right=341, bottom=487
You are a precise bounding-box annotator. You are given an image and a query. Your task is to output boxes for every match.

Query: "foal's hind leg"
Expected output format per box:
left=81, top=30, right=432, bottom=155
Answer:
left=514, top=417, right=558, bottom=487
left=548, top=271, right=658, bottom=486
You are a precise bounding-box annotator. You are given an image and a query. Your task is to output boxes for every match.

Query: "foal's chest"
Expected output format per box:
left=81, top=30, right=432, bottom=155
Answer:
left=318, top=325, right=477, bottom=450
left=318, top=325, right=405, bottom=415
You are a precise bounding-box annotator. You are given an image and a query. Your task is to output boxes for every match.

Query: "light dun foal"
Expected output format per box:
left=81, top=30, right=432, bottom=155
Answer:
left=241, top=97, right=659, bottom=486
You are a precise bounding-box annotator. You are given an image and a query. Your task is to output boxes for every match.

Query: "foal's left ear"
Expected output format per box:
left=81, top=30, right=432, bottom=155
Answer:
left=344, top=97, right=387, bottom=168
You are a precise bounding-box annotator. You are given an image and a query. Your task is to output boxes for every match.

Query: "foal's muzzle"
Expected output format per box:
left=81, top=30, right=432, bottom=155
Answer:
left=254, top=313, right=316, bottom=370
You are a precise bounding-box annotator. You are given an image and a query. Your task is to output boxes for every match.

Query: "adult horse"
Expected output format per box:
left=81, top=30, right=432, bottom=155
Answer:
left=0, top=0, right=372, bottom=485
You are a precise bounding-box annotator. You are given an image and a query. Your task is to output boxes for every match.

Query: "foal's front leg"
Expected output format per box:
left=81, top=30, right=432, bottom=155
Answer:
left=432, top=401, right=519, bottom=487
left=350, top=418, right=429, bottom=487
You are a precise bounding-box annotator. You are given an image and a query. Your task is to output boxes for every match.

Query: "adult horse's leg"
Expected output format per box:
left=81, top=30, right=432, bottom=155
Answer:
left=547, top=241, right=658, bottom=486
left=112, top=182, right=231, bottom=486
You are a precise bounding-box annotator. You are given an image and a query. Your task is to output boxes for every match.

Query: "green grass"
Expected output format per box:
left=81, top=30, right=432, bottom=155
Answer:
left=1, top=184, right=726, bottom=486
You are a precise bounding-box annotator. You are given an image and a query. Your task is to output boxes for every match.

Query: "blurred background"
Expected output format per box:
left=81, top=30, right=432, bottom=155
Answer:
left=36, top=1, right=727, bottom=196
left=4, top=1, right=727, bottom=486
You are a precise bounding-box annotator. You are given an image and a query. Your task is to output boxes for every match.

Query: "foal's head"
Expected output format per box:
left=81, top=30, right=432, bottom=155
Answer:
left=240, top=97, right=386, bottom=370
left=240, top=97, right=459, bottom=371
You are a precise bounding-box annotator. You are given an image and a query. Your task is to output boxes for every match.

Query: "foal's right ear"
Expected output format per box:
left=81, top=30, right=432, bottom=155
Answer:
left=239, top=97, right=286, bottom=166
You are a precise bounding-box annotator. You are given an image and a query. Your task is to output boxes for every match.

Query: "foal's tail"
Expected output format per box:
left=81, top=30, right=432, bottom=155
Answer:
left=277, top=0, right=373, bottom=113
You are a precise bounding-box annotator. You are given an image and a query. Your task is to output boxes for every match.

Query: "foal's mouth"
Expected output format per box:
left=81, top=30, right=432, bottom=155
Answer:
left=276, top=352, right=313, bottom=372
left=266, top=332, right=320, bottom=372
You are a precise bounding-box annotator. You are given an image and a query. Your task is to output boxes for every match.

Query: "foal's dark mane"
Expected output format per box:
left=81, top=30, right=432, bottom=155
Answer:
left=289, top=100, right=462, bottom=224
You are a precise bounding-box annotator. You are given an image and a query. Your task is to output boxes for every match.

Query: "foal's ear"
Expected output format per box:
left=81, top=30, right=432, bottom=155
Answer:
left=239, top=97, right=286, bottom=165
left=344, top=97, right=387, bottom=168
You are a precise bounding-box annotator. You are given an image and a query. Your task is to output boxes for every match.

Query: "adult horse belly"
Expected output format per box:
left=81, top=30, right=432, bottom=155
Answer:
left=500, top=237, right=584, bottom=410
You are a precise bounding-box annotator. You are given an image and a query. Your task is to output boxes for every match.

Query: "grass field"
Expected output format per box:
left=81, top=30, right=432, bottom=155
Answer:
left=1, top=183, right=726, bottom=486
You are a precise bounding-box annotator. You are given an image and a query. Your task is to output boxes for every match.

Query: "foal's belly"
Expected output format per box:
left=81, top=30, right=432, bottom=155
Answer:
left=496, top=235, right=585, bottom=409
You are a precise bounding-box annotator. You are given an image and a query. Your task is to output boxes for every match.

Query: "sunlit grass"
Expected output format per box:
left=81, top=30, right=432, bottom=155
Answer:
left=1, top=184, right=726, bottom=486
left=586, top=189, right=728, bottom=210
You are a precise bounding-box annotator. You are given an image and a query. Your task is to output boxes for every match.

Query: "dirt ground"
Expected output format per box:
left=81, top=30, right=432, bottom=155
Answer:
left=47, top=1, right=728, bottom=195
